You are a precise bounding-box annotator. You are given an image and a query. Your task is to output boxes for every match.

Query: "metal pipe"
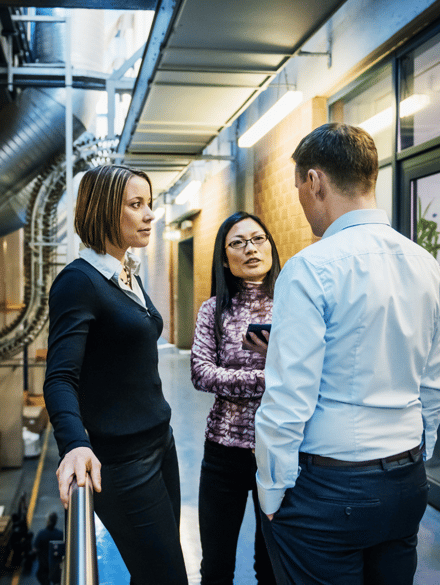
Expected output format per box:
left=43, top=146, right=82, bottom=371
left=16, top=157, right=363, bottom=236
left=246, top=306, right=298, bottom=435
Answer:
left=63, top=476, right=99, bottom=585
left=64, top=14, right=74, bottom=264
left=0, top=8, right=103, bottom=238
left=23, top=343, right=29, bottom=392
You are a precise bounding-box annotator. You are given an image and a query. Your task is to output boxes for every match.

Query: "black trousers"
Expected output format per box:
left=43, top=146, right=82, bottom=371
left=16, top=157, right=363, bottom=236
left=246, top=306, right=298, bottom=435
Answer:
left=261, top=450, right=428, bottom=585
left=93, top=426, right=188, bottom=585
left=198, top=440, right=276, bottom=585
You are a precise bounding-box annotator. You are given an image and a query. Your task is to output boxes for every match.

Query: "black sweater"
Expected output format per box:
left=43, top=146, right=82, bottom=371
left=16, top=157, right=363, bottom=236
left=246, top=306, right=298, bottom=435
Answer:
left=43, top=258, right=171, bottom=460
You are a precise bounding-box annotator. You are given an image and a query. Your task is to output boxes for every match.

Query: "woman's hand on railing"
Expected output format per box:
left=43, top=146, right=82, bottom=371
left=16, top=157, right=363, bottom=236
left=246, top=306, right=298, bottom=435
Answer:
left=65, top=474, right=99, bottom=585
left=56, top=447, right=102, bottom=509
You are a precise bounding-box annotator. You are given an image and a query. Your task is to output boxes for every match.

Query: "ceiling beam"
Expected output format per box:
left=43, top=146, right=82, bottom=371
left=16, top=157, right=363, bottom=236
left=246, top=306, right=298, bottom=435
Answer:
left=0, top=66, right=135, bottom=90
left=0, top=0, right=158, bottom=9
left=108, top=152, right=234, bottom=161
left=116, top=0, right=182, bottom=160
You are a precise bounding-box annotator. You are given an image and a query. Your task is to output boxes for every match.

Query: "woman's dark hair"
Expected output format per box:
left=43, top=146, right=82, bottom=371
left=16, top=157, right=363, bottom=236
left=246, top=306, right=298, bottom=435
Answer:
left=75, top=164, right=152, bottom=254
left=211, top=211, right=281, bottom=344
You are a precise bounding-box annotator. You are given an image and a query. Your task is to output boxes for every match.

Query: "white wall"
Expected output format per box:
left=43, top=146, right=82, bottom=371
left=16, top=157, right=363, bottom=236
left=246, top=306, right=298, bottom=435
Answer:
left=297, top=0, right=437, bottom=100
left=238, top=0, right=439, bottom=135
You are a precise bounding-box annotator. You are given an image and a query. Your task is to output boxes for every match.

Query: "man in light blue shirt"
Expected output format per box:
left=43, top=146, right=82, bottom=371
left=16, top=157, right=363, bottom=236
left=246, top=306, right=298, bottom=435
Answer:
left=255, top=123, right=440, bottom=585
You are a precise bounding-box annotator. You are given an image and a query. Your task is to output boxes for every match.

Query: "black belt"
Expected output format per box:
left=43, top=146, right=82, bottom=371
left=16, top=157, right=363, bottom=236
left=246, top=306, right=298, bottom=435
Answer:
left=299, top=444, right=423, bottom=468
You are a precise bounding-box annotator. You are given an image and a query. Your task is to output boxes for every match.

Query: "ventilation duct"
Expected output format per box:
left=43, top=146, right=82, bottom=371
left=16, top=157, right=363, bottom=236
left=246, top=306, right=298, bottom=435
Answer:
left=0, top=8, right=107, bottom=359
left=0, top=136, right=114, bottom=361
left=0, top=7, right=103, bottom=237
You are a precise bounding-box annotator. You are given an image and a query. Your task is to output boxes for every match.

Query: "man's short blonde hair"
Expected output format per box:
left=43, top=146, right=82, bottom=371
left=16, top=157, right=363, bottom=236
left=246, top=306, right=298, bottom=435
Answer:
left=292, top=123, right=379, bottom=196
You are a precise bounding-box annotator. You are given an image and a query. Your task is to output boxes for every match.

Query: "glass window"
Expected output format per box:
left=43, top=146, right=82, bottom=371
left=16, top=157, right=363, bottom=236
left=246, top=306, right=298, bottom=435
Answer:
left=399, top=31, right=440, bottom=150
left=412, top=171, right=440, bottom=264
left=330, top=63, right=393, bottom=161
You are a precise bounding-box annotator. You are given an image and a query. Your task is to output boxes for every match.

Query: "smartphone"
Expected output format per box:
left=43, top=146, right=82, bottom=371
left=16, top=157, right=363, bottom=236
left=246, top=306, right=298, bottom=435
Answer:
left=245, top=323, right=271, bottom=343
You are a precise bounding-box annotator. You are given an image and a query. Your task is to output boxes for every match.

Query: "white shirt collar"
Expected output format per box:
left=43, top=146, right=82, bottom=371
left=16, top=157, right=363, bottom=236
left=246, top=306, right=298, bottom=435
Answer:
left=78, top=244, right=141, bottom=280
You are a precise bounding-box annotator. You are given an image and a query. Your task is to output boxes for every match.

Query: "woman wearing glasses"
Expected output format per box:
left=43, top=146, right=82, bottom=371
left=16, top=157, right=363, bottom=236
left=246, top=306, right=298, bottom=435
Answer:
left=191, top=211, right=281, bottom=585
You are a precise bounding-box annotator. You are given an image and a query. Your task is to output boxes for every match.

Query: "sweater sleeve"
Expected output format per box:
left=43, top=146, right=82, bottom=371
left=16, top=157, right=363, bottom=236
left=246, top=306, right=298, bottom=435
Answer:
left=190, top=299, right=266, bottom=400
left=43, top=268, right=98, bottom=458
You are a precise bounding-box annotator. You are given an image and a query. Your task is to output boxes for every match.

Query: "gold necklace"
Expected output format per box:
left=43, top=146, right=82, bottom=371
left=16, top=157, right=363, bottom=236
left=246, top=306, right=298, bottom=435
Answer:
left=122, top=264, right=132, bottom=288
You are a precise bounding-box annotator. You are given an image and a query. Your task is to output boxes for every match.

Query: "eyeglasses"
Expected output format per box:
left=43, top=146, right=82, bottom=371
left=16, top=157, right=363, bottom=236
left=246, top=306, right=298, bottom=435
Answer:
left=226, top=234, right=268, bottom=250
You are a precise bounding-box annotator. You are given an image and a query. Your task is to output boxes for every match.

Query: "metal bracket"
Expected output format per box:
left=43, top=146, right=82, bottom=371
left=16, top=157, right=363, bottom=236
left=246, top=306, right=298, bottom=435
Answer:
left=106, top=43, right=146, bottom=139
left=297, top=31, right=332, bottom=68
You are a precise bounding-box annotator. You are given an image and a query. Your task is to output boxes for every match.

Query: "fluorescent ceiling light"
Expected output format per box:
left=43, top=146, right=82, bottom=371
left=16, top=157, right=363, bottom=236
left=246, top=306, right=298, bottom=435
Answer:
left=359, top=94, right=430, bottom=135
left=238, top=90, right=303, bottom=148
left=399, top=93, right=430, bottom=116
left=163, top=229, right=181, bottom=241
left=152, top=206, right=165, bottom=222
left=358, top=107, right=393, bottom=135
left=174, top=180, right=201, bottom=205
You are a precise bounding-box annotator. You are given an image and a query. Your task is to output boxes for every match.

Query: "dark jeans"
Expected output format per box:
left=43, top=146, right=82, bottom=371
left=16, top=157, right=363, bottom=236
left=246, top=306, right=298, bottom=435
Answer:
left=93, top=426, right=188, bottom=585
left=198, top=440, right=276, bottom=585
left=261, top=450, right=429, bottom=585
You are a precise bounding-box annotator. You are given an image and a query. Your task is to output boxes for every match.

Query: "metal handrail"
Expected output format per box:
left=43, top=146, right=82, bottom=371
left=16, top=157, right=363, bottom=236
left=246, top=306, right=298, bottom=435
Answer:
left=63, top=475, right=99, bottom=585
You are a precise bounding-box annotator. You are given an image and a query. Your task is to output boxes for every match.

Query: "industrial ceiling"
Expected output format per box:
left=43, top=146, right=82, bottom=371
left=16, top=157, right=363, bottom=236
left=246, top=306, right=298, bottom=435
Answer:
left=0, top=1, right=156, bottom=8
left=0, top=0, right=348, bottom=196
left=118, top=0, right=347, bottom=195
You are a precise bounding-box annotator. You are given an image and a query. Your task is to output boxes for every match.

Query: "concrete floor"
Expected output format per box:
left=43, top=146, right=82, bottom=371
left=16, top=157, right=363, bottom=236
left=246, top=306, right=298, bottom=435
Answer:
left=1, top=344, right=440, bottom=584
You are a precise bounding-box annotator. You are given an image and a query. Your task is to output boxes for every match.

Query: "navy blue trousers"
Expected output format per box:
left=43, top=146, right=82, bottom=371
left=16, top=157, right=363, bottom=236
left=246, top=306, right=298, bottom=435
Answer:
left=261, top=451, right=428, bottom=585
left=93, top=426, right=188, bottom=585
left=198, top=440, right=276, bottom=585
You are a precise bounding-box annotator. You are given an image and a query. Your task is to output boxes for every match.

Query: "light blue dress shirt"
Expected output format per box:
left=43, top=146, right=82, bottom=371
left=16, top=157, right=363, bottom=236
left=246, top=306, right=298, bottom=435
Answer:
left=255, top=209, right=440, bottom=515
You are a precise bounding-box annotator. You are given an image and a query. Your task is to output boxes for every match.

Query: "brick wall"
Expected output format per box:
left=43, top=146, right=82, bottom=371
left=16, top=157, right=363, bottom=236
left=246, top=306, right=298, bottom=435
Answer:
left=145, top=218, right=172, bottom=341
left=192, top=162, right=236, bottom=320
left=254, top=96, right=327, bottom=267
left=147, top=96, right=328, bottom=343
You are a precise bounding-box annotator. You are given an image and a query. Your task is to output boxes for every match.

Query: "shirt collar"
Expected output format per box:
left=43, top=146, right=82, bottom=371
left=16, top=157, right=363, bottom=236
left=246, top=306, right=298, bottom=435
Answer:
left=322, top=209, right=390, bottom=240
left=78, top=244, right=141, bottom=280
left=124, top=250, right=141, bottom=274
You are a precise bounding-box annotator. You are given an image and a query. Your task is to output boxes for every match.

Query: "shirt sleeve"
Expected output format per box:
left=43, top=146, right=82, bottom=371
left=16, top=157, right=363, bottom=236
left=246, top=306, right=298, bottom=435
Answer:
left=43, top=268, right=97, bottom=459
left=255, top=257, right=326, bottom=515
left=420, top=309, right=440, bottom=459
left=191, top=299, right=266, bottom=400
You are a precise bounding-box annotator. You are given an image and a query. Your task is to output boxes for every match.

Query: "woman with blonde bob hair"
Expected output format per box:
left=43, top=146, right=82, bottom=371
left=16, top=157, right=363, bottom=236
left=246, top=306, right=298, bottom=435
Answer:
left=44, top=164, right=188, bottom=585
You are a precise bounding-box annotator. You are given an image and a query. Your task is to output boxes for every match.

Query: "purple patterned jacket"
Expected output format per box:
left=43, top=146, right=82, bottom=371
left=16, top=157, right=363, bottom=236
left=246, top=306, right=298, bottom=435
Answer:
left=191, top=282, right=273, bottom=449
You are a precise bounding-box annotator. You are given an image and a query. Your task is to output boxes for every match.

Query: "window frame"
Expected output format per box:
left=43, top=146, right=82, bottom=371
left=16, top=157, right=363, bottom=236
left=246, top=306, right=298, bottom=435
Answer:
left=328, top=18, right=440, bottom=232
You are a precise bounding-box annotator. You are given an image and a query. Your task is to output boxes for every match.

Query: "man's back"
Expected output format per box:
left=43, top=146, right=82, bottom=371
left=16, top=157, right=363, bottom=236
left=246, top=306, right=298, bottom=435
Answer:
left=289, top=209, right=440, bottom=459
left=256, top=122, right=440, bottom=585
left=35, top=526, right=63, bottom=569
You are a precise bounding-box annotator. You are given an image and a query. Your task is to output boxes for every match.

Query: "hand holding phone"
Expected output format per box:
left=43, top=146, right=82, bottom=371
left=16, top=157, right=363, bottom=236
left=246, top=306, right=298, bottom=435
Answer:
left=245, top=323, right=271, bottom=343
left=243, top=323, right=271, bottom=355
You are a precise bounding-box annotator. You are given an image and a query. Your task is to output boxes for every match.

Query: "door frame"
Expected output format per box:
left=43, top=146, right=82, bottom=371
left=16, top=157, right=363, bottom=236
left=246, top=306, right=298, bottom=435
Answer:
left=175, top=237, right=194, bottom=350
left=398, top=147, right=440, bottom=240
left=399, top=148, right=440, bottom=510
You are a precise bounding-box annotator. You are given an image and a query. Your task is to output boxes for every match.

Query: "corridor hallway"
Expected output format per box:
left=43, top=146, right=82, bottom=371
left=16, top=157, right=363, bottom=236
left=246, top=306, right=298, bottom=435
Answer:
left=1, top=342, right=440, bottom=585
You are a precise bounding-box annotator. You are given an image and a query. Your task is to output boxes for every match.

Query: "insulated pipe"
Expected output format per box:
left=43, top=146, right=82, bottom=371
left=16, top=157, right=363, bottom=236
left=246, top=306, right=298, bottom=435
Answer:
left=0, top=7, right=105, bottom=359
left=0, top=7, right=103, bottom=237
left=0, top=87, right=87, bottom=237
